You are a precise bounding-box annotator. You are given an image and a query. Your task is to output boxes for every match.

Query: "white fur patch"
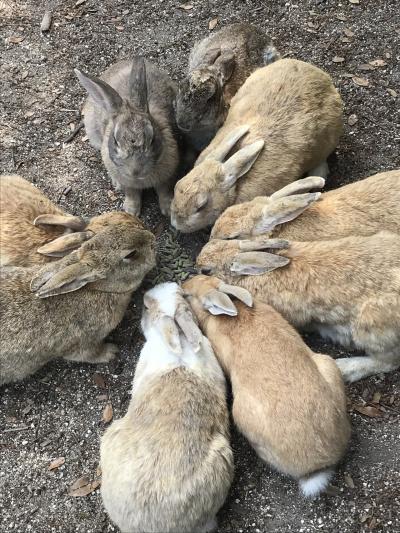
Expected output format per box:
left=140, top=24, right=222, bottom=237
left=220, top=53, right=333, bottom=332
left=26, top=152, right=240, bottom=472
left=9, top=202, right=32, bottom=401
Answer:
left=144, top=282, right=181, bottom=317
left=299, top=470, right=333, bottom=498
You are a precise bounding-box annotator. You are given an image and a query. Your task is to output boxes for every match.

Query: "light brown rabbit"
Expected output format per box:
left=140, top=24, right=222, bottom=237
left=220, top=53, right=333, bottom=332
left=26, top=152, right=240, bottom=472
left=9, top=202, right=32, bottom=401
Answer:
left=183, top=275, right=350, bottom=497
left=171, top=58, right=343, bottom=233
left=0, top=212, right=156, bottom=385
left=175, top=23, right=279, bottom=151
left=0, top=174, right=86, bottom=267
left=101, top=282, right=233, bottom=533
left=196, top=234, right=400, bottom=383
left=75, top=57, right=179, bottom=215
left=211, top=170, right=400, bottom=240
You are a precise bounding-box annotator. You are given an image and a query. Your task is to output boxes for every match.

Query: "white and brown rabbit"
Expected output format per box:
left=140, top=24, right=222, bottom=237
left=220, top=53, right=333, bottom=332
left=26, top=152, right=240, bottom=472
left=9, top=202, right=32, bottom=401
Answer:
left=175, top=23, right=279, bottom=151
left=183, top=275, right=350, bottom=498
left=0, top=174, right=86, bottom=267
left=75, top=57, right=179, bottom=215
left=211, top=169, right=400, bottom=240
left=0, top=212, right=155, bottom=385
left=100, top=282, right=233, bottom=533
left=171, top=58, right=343, bottom=233
left=196, top=233, right=400, bottom=383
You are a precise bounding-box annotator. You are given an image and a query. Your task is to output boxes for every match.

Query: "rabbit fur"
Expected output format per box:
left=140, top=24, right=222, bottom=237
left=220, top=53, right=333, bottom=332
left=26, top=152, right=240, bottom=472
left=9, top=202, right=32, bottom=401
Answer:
left=196, top=233, right=400, bottom=383
left=0, top=212, right=155, bottom=385
left=175, top=23, right=279, bottom=151
left=211, top=170, right=400, bottom=240
left=171, top=58, right=343, bottom=233
left=0, top=174, right=86, bottom=267
left=75, top=58, right=180, bottom=216
left=183, top=275, right=350, bottom=497
left=100, top=282, right=233, bottom=533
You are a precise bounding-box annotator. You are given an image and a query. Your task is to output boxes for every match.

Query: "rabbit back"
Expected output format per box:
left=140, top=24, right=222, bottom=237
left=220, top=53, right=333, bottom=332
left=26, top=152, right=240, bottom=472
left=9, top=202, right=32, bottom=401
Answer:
left=101, top=367, right=233, bottom=533
left=0, top=175, right=66, bottom=267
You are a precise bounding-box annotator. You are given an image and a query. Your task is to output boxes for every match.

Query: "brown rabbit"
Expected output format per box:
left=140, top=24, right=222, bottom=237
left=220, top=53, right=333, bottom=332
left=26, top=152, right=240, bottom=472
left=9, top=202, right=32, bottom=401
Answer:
left=196, top=234, right=400, bottom=382
left=101, top=282, right=233, bottom=532
left=0, top=174, right=86, bottom=267
left=75, top=57, right=179, bottom=215
left=171, top=59, right=343, bottom=233
left=175, top=23, right=279, bottom=151
left=183, top=275, right=350, bottom=497
left=211, top=170, right=400, bottom=240
left=0, top=212, right=156, bottom=385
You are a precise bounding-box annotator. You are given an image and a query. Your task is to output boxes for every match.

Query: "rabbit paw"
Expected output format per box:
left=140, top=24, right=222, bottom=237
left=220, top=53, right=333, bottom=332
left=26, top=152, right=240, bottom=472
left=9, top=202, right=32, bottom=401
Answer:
left=97, top=343, right=119, bottom=363
left=158, top=193, right=173, bottom=216
left=123, top=196, right=142, bottom=216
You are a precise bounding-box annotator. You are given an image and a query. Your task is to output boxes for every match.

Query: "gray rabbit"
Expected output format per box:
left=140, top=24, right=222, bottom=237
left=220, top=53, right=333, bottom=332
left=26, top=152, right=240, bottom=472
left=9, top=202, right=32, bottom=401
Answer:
left=75, top=58, right=180, bottom=215
left=175, top=23, right=279, bottom=151
left=0, top=212, right=156, bottom=385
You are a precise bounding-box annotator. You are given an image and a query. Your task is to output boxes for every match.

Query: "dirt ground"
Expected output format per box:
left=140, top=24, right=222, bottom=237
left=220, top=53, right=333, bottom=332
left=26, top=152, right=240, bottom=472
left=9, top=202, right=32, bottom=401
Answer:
left=1, top=0, right=400, bottom=532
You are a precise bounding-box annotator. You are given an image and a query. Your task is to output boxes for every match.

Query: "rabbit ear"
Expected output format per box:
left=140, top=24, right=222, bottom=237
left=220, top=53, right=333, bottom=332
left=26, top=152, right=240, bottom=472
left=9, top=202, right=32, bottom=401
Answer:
left=214, top=49, right=235, bottom=82
left=270, top=176, right=325, bottom=200
left=254, top=193, right=321, bottom=234
left=129, top=57, right=149, bottom=113
left=159, top=315, right=182, bottom=354
left=75, top=68, right=123, bottom=114
left=175, top=301, right=203, bottom=352
left=30, top=260, right=105, bottom=298
left=238, top=238, right=290, bottom=251
left=199, top=47, right=221, bottom=66
left=33, top=214, right=86, bottom=231
left=205, top=125, right=250, bottom=162
left=202, top=289, right=238, bottom=316
left=221, top=140, right=265, bottom=192
left=230, top=252, right=290, bottom=276
left=218, top=281, right=253, bottom=307
left=37, top=231, right=94, bottom=257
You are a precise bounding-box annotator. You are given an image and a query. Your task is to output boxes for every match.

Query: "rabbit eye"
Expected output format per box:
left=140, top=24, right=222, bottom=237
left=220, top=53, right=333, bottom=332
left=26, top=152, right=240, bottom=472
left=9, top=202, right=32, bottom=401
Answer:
left=123, top=250, right=137, bottom=262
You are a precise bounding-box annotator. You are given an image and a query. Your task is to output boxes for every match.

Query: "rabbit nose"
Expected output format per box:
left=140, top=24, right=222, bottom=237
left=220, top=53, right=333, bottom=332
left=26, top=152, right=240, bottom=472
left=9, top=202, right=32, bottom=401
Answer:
left=200, top=267, right=212, bottom=275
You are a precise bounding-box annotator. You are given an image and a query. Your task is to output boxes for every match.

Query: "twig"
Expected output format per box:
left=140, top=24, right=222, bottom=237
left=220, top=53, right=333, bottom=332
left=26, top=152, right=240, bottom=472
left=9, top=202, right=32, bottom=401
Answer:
left=64, top=121, right=84, bottom=143
left=11, top=146, right=16, bottom=168
left=3, top=426, right=30, bottom=433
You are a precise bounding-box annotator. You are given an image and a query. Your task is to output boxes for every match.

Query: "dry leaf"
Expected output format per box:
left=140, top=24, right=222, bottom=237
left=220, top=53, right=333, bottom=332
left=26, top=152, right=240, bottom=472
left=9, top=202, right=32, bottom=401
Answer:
left=341, top=37, right=351, bottom=43
left=209, top=18, right=218, bottom=30
left=116, top=26, right=124, bottom=31
left=8, top=35, right=25, bottom=44
left=49, top=457, right=65, bottom=470
left=40, top=10, right=52, bottom=32
left=333, top=56, right=345, bottom=63
left=372, top=391, right=382, bottom=403
left=349, top=0, right=360, bottom=4
left=75, top=0, right=86, bottom=6
left=107, top=190, right=118, bottom=202
left=344, top=474, right=355, bottom=488
left=96, top=465, right=102, bottom=477
left=178, top=3, right=193, bottom=10
left=21, top=71, right=29, bottom=80
left=389, top=394, right=395, bottom=404
left=353, top=404, right=382, bottom=417
left=93, top=372, right=106, bottom=389
left=358, top=63, right=375, bottom=71
left=387, top=88, right=397, bottom=98
left=348, top=114, right=358, bottom=126
left=102, top=403, right=113, bottom=423
left=352, top=76, right=370, bottom=87
left=336, top=14, right=347, bottom=21
left=369, top=59, right=387, bottom=67
left=68, top=476, right=100, bottom=497
left=343, top=28, right=354, bottom=38
left=368, top=517, right=378, bottom=529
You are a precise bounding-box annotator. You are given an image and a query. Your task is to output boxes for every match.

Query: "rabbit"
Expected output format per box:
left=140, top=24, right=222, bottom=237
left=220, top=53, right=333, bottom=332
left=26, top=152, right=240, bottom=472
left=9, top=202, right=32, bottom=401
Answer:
left=183, top=275, right=350, bottom=498
left=210, top=169, right=400, bottom=240
left=0, top=212, right=156, bottom=385
left=171, top=58, right=343, bottom=233
left=175, top=23, right=280, bottom=151
left=75, top=57, right=180, bottom=216
left=100, top=282, right=233, bottom=533
left=0, top=174, right=86, bottom=267
left=195, top=233, right=400, bottom=383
